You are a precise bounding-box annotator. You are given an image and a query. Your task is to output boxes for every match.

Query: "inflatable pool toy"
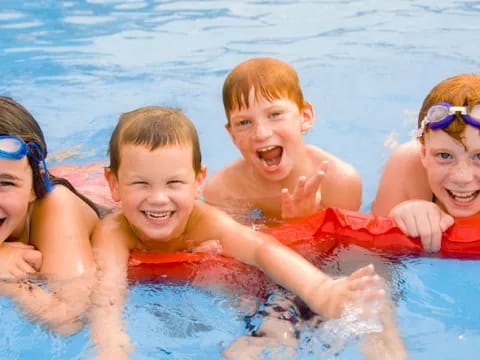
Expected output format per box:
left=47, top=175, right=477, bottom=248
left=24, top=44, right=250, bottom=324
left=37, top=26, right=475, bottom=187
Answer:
left=50, top=162, right=118, bottom=209
left=50, top=163, right=480, bottom=288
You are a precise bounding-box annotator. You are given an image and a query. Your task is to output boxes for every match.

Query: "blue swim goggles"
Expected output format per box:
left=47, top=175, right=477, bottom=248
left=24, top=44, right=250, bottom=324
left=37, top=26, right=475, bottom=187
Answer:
left=0, top=135, right=53, bottom=192
left=416, top=102, right=480, bottom=137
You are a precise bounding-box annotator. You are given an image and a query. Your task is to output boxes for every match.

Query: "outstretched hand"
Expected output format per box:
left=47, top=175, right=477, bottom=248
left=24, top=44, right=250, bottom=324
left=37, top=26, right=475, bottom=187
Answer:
left=0, top=242, right=42, bottom=280
left=389, top=200, right=454, bottom=252
left=305, top=264, right=384, bottom=320
left=281, top=161, right=328, bottom=219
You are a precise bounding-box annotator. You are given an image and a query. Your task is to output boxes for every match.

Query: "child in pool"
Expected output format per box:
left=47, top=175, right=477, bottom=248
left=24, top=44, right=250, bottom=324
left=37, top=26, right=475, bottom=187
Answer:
left=203, top=58, right=406, bottom=359
left=372, top=74, right=480, bottom=251
left=89, top=106, right=383, bottom=359
left=203, top=57, right=362, bottom=221
left=0, top=96, right=100, bottom=334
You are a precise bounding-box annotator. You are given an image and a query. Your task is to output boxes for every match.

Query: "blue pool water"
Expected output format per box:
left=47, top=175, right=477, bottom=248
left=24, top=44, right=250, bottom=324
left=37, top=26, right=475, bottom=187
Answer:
left=1, top=0, right=480, bottom=359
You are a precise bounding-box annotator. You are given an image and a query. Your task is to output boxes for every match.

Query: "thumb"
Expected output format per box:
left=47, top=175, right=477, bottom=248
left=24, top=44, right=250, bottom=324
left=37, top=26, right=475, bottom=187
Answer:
left=23, top=250, right=43, bottom=271
left=439, top=213, right=455, bottom=232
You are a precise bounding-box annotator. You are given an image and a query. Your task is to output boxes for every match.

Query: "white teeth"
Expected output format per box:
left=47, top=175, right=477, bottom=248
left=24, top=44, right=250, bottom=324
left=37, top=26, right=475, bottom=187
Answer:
left=448, top=190, right=478, bottom=202
left=258, top=145, right=277, bottom=153
left=144, top=211, right=172, bottom=220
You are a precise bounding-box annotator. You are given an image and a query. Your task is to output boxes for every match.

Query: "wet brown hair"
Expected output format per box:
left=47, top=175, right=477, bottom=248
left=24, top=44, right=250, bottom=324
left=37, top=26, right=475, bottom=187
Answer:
left=418, top=73, right=480, bottom=146
left=108, top=106, right=201, bottom=175
left=223, top=57, right=305, bottom=124
left=0, top=96, right=100, bottom=216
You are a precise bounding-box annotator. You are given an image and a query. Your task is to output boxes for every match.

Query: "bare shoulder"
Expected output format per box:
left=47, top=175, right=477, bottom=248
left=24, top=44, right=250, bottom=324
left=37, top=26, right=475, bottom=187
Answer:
left=372, top=140, right=430, bottom=215
left=32, top=184, right=98, bottom=233
left=308, top=145, right=360, bottom=180
left=93, top=212, right=136, bottom=251
left=380, top=140, right=426, bottom=189
left=387, top=140, right=422, bottom=167
left=308, top=146, right=362, bottom=210
left=203, top=159, right=252, bottom=205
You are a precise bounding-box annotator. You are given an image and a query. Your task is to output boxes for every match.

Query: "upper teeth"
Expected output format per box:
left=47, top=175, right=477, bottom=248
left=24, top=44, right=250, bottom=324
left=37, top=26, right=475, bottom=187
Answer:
left=145, top=211, right=171, bottom=220
left=450, top=191, right=476, bottom=198
left=258, top=146, right=277, bottom=152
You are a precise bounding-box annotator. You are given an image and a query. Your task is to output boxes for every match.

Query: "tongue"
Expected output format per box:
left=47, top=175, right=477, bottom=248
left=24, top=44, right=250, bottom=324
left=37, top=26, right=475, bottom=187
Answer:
left=258, top=146, right=282, bottom=160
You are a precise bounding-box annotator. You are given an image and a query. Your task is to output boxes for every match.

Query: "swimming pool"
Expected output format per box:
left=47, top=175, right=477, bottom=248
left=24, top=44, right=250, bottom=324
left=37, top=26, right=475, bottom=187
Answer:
left=1, top=0, right=479, bottom=358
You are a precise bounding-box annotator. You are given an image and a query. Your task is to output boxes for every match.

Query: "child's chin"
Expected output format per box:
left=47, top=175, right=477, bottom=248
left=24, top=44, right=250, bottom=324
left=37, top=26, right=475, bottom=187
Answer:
left=447, top=207, right=479, bottom=218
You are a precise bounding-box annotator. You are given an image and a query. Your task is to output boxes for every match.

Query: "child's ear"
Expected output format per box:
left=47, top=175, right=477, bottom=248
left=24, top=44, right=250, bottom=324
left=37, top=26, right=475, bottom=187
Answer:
left=195, top=165, right=207, bottom=200
left=225, top=123, right=237, bottom=144
left=300, top=102, right=315, bottom=133
left=104, top=167, right=121, bottom=202
left=29, top=187, right=36, bottom=203
left=419, top=143, right=428, bottom=168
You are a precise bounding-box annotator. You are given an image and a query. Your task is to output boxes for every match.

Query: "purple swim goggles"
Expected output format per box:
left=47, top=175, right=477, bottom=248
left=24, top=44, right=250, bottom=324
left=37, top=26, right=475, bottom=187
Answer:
left=416, top=102, right=480, bottom=137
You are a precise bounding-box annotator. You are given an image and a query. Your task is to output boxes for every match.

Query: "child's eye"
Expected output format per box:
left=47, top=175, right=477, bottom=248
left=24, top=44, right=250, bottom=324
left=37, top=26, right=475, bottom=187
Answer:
left=131, top=181, right=147, bottom=186
left=270, top=111, right=281, bottom=118
left=237, top=119, right=251, bottom=127
left=167, top=180, right=183, bottom=185
left=437, top=152, right=452, bottom=160
left=474, top=153, right=480, bottom=161
left=0, top=181, right=15, bottom=187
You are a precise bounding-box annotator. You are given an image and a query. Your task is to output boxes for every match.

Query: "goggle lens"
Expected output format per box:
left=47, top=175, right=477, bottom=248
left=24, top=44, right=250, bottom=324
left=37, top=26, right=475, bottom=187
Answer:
left=0, top=135, right=53, bottom=192
left=0, top=136, right=27, bottom=159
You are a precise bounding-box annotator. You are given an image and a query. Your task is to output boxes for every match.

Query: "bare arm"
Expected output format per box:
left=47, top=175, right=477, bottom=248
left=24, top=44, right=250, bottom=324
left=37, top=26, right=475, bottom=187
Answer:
left=0, top=186, right=97, bottom=334
left=201, top=204, right=382, bottom=319
left=89, top=213, right=133, bottom=360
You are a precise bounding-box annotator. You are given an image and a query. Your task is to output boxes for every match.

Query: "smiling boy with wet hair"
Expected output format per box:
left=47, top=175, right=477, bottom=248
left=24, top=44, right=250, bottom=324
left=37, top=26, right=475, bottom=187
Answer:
left=204, top=57, right=362, bottom=220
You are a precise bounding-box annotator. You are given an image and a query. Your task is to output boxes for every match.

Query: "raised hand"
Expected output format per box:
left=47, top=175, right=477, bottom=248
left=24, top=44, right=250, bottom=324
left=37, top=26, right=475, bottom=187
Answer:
left=281, top=161, right=328, bottom=219
left=0, top=242, right=42, bottom=280
left=389, top=200, right=454, bottom=252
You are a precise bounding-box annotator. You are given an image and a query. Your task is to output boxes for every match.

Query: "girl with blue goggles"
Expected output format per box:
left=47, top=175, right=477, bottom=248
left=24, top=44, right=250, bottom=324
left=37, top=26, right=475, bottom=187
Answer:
left=416, top=102, right=480, bottom=137
left=0, top=135, right=53, bottom=192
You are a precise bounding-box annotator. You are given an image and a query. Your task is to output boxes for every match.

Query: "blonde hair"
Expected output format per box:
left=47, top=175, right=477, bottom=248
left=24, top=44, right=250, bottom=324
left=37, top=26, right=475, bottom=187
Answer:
left=418, top=73, right=480, bottom=145
left=223, top=57, right=305, bottom=123
left=108, top=106, right=201, bottom=175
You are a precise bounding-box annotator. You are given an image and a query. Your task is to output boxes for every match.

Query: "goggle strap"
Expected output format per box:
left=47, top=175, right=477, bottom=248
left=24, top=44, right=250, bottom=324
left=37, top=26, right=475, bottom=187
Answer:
left=415, top=117, right=429, bottom=138
left=29, top=142, right=54, bottom=193
left=41, top=158, right=53, bottom=193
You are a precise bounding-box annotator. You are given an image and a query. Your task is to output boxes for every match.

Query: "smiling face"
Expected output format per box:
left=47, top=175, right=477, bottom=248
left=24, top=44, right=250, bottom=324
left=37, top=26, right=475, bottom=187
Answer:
left=226, top=88, right=313, bottom=182
left=107, top=143, right=205, bottom=245
left=0, top=157, right=36, bottom=242
left=421, top=125, right=480, bottom=217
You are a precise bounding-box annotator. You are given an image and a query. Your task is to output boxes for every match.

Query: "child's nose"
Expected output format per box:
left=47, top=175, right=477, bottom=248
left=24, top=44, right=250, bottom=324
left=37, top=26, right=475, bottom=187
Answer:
left=254, top=122, right=273, bottom=140
left=451, top=161, right=475, bottom=184
left=148, top=190, right=169, bottom=204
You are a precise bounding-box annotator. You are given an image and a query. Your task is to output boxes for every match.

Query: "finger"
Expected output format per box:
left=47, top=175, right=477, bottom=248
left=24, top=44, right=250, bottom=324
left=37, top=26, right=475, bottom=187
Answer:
left=400, top=211, right=419, bottom=238
left=23, top=250, right=42, bottom=270
left=320, top=160, right=329, bottom=172
left=304, top=170, right=325, bottom=195
left=426, top=209, right=442, bottom=252
left=417, top=210, right=435, bottom=251
left=17, top=260, right=37, bottom=275
left=5, top=242, right=34, bottom=249
left=440, top=213, right=455, bottom=232
left=392, top=214, right=409, bottom=236
left=349, top=264, right=375, bottom=280
left=9, top=267, right=25, bottom=280
left=349, top=273, right=381, bottom=291
left=292, top=176, right=307, bottom=200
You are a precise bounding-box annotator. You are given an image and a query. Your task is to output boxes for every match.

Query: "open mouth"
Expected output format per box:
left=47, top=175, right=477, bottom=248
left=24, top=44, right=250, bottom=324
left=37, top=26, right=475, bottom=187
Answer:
left=143, top=210, right=174, bottom=221
left=447, top=189, right=480, bottom=203
left=257, top=145, right=283, bottom=167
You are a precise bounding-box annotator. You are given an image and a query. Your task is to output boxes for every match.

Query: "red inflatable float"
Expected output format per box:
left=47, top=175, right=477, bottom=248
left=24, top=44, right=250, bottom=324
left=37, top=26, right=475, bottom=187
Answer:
left=50, top=163, right=480, bottom=287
